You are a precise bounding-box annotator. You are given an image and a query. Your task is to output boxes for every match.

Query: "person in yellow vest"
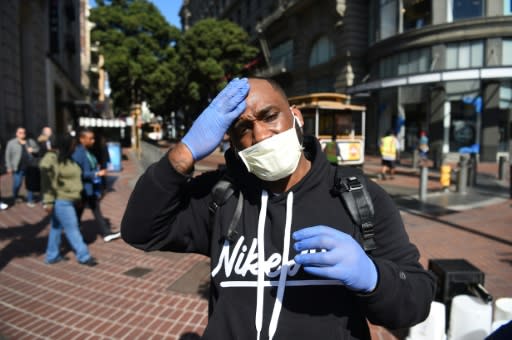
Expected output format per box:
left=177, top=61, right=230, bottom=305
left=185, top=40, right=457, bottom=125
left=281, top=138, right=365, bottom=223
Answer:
left=379, top=129, right=400, bottom=180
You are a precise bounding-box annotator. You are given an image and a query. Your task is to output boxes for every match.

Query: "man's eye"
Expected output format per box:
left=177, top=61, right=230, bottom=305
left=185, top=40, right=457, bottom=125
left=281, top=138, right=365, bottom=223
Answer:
left=236, top=125, right=251, bottom=135
left=264, top=112, right=279, bottom=122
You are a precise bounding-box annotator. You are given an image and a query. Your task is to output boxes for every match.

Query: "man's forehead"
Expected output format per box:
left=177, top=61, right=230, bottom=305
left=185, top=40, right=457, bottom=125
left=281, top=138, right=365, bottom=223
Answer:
left=247, top=79, right=285, bottom=99
left=243, top=79, right=288, bottom=114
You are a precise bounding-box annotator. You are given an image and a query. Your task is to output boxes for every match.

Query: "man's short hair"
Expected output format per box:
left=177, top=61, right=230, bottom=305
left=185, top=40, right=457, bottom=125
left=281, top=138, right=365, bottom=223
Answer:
left=79, top=128, right=95, bottom=137
left=249, top=77, right=288, bottom=102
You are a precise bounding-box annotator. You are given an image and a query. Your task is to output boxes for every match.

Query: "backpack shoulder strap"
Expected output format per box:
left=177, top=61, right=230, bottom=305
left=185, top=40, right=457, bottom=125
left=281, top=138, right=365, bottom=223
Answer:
left=330, top=166, right=377, bottom=253
left=209, top=174, right=244, bottom=243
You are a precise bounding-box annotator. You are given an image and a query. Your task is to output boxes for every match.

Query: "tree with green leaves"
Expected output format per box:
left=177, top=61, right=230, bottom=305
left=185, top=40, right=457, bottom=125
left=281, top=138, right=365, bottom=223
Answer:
left=89, top=0, right=182, bottom=117
left=177, top=18, right=259, bottom=124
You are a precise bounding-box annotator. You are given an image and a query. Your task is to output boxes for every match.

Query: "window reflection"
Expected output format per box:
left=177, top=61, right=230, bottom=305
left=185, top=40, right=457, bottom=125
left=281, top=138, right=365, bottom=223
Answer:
left=402, top=0, right=431, bottom=31
left=503, top=39, right=512, bottom=65
left=380, top=0, right=398, bottom=39
left=270, top=40, right=294, bottom=70
left=379, top=48, right=430, bottom=78
left=446, top=41, right=484, bottom=69
left=309, top=36, right=335, bottom=67
left=506, top=0, right=512, bottom=15
left=450, top=0, right=484, bottom=21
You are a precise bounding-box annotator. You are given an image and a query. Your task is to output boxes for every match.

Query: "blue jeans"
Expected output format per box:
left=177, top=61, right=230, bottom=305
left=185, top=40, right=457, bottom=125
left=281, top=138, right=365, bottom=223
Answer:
left=45, top=199, right=91, bottom=263
left=12, top=169, right=33, bottom=203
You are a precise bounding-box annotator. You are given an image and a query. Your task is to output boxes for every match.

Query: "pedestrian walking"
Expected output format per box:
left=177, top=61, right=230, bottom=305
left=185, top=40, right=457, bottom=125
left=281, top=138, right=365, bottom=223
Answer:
left=40, top=134, right=97, bottom=266
left=0, top=140, right=8, bottom=210
left=417, top=130, right=429, bottom=166
left=91, top=132, right=110, bottom=196
left=37, top=126, right=53, bottom=156
left=122, top=78, right=435, bottom=340
left=24, top=131, right=42, bottom=205
left=379, top=129, right=400, bottom=180
left=73, top=129, right=120, bottom=242
left=4, top=127, right=40, bottom=206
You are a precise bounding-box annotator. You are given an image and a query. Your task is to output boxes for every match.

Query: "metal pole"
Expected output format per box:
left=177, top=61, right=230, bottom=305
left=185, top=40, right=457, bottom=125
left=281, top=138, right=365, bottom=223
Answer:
left=419, top=165, right=428, bottom=201
left=469, top=153, right=478, bottom=186
left=413, top=149, right=419, bottom=170
left=457, top=154, right=469, bottom=194
left=498, top=156, right=506, bottom=181
left=510, top=163, right=512, bottom=199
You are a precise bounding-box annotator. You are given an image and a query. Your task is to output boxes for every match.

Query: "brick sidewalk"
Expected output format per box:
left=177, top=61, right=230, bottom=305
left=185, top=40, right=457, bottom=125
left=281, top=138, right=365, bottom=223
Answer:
left=1, top=149, right=511, bottom=339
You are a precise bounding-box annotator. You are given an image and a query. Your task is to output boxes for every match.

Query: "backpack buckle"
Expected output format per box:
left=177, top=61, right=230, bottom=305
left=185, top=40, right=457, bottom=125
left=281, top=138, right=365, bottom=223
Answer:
left=345, top=177, right=362, bottom=191
left=208, top=201, right=219, bottom=214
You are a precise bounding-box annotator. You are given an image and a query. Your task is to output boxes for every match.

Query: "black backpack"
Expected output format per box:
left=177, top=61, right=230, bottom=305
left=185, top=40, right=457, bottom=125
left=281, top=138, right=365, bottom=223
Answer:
left=209, top=165, right=377, bottom=253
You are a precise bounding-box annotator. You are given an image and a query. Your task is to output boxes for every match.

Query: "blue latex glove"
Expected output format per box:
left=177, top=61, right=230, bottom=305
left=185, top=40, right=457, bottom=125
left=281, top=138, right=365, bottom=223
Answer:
left=182, top=78, right=250, bottom=160
left=293, top=225, right=378, bottom=293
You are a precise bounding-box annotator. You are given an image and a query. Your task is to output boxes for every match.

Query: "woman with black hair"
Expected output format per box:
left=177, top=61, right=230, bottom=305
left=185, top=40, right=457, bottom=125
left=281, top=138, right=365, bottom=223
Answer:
left=40, top=134, right=97, bottom=266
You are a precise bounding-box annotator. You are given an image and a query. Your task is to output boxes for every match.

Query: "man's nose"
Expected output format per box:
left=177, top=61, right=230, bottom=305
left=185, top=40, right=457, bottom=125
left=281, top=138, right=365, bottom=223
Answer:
left=252, top=121, right=273, bottom=144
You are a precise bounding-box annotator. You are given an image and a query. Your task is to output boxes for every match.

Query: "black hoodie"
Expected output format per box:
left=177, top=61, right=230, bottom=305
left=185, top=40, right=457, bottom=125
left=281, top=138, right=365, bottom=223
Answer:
left=121, top=136, right=435, bottom=340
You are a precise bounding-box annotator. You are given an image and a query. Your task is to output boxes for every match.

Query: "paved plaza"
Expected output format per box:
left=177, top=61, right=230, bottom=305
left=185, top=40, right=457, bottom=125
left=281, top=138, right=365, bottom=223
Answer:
left=0, top=147, right=511, bottom=339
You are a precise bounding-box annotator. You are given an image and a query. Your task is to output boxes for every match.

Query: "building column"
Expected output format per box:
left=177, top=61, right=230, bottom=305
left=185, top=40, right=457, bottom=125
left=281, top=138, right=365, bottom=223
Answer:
left=429, top=85, right=447, bottom=168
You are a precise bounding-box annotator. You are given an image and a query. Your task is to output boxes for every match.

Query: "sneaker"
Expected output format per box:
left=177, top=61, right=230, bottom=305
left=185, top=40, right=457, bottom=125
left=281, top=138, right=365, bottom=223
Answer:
left=0, top=202, right=8, bottom=210
left=103, top=232, right=121, bottom=243
left=79, top=257, right=98, bottom=267
left=45, top=256, right=70, bottom=265
left=27, top=202, right=36, bottom=208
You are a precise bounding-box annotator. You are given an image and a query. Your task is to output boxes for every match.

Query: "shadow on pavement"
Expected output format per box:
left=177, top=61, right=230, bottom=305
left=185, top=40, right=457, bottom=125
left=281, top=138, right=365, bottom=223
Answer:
left=179, top=332, right=201, bottom=339
left=402, top=208, right=512, bottom=250
left=80, top=219, right=107, bottom=244
left=0, top=215, right=51, bottom=270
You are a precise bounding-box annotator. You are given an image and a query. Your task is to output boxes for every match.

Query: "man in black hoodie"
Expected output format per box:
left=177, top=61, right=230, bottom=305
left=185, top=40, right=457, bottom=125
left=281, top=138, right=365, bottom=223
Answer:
left=121, top=78, right=435, bottom=340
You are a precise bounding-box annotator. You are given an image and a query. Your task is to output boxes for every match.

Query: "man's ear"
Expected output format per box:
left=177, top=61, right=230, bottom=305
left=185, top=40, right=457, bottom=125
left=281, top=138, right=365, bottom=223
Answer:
left=290, top=105, right=304, bottom=127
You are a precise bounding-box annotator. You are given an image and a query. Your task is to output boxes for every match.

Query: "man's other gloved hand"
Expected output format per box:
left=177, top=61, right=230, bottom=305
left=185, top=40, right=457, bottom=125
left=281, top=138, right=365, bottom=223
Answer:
left=182, top=78, right=250, bottom=160
left=293, top=225, right=378, bottom=293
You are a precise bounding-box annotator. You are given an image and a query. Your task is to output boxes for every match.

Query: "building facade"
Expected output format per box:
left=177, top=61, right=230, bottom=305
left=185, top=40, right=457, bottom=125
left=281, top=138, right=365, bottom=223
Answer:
left=180, top=0, right=512, bottom=164
left=352, top=0, right=512, bottom=163
left=0, top=0, right=84, bottom=143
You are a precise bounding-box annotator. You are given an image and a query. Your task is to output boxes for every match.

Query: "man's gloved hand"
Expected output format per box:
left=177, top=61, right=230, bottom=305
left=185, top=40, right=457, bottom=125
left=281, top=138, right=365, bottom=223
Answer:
left=293, top=225, right=378, bottom=293
left=182, top=78, right=250, bottom=160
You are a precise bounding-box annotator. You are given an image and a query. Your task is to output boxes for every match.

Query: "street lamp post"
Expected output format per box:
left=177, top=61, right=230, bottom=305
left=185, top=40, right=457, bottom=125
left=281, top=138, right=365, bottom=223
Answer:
left=131, top=103, right=142, bottom=159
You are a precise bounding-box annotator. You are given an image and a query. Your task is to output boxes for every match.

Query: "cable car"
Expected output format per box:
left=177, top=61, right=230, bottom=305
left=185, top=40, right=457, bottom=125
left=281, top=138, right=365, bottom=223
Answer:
left=288, top=92, right=366, bottom=166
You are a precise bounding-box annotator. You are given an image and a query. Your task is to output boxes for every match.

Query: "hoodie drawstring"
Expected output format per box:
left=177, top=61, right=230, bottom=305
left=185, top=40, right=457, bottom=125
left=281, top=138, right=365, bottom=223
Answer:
left=255, top=190, right=294, bottom=340
left=255, top=190, right=268, bottom=340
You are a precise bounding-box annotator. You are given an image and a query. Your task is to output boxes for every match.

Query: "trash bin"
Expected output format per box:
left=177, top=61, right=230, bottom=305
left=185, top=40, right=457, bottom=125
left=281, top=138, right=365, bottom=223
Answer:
left=428, top=259, right=491, bottom=330
left=107, top=142, right=122, bottom=172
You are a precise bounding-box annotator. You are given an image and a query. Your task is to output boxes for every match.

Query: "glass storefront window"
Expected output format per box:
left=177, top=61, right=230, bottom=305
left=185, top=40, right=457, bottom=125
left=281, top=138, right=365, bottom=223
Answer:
left=500, top=82, right=512, bottom=109
left=309, top=36, right=335, bottom=67
left=503, top=39, right=512, bottom=65
left=402, top=0, right=431, bottom=31
left=379, top=0, right=397, bottom=40
left=449, top=0, right=484, bottom=21
left=445, top=41, right=484, bottom=69
left=450, top=100, right=477, bottom=151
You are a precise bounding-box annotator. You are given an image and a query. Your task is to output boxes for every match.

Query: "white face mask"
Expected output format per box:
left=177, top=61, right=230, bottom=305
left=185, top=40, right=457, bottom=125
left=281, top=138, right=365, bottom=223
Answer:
left=238, top=115, right=303, bottom=181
